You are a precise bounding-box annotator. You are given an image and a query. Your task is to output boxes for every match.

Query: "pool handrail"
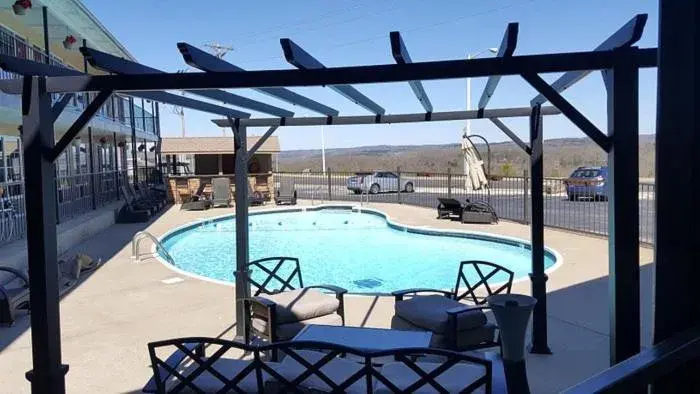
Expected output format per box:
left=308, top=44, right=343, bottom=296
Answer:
left=132, top=231, right=174, bottom=264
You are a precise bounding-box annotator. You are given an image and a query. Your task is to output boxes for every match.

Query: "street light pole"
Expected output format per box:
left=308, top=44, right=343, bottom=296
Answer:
left=465, top=48, right=498, bottom=137
left=464, top=48, right=498, bottom=189
left=321, top=125, right=326, bottom=174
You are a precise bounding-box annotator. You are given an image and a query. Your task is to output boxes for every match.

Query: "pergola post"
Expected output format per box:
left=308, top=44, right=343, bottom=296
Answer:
left=129, top=98, right=138, bottom=186
left=22, top=75, right=66, bottom=393
left=528, top=104, right=550, bottom=354
left=652, top=0, right=700, bottom=390
left=604, top=48, right=640, bottom=365
left=232, top=119, right=251, bottom=340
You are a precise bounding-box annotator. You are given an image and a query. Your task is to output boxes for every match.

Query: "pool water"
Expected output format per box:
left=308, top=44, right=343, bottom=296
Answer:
left=161, top=208, right=557, bottom=294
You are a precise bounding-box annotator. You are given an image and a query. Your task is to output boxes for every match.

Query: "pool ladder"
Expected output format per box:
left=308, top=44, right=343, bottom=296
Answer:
left=359, top=190, right=370, bottom=206
left=132, top=231, right=175, bottom=264
left=310, top=186, right=325, bottom=206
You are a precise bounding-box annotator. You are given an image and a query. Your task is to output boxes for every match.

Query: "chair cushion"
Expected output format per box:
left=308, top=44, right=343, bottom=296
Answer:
left=252, top=313, right=343, bottom=341
left=391, top=316, right=496, bottom=349
left=375, top=361, right=487, bottom=393
left=165, top=357, right=279, bottom=393
left=255, top=288, right=340, bottom=324
left=395, top=295, right=487, bottom=334
left=266, top=350, right=369, bottom=393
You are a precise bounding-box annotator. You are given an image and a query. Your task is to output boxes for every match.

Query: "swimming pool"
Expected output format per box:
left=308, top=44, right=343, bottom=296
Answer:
left=159, top=206, right=560, bottom=294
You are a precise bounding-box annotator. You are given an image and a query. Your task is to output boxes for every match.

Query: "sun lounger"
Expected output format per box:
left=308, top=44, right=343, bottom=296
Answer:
left=181, top=183, right=211, bottom=211
left=437, top=197, right=464, bottom=219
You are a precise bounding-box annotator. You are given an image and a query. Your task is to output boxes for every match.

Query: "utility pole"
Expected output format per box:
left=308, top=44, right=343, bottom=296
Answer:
left=173, top=43, right=235, bottom=137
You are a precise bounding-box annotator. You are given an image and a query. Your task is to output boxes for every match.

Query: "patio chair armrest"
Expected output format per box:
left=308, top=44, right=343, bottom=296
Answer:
left=0, top=267, right=28, bottom=286
left=446, top=305, right=491, bottom=316
left=305, top=285, right=347, bottom=325
left=305, top=284, right=348, bottom=296
left=246, top=296, right=276, bottom=309
left=392, top=288, right=454, bottom=301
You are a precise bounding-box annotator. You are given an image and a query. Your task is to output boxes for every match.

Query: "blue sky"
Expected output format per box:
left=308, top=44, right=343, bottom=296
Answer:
left=83, top=0, right=658, bottom=151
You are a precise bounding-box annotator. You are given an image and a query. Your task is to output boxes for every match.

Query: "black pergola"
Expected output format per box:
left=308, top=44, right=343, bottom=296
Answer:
left=2, top=2, right=698, bottom=391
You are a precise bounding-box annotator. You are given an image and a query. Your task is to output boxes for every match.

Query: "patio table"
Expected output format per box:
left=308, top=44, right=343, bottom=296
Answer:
left=292, top=324, right=432, bottom=352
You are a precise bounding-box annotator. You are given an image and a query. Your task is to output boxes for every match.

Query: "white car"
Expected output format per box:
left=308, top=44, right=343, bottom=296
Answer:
left=346, top=171, right=415, bottom=194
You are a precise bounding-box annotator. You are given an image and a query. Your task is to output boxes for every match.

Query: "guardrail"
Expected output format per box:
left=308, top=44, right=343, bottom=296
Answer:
left=274, top=170, right=655, bottom=245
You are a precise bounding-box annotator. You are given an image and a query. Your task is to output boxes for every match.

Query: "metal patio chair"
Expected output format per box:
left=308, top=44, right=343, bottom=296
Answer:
left=275, top=180, right=298, bottom=205
left=211, top=177, right=231, bottom=207
left=248, top=180, right=265, bottom=206
left=236, top=257, right=347, bottom=360
left=391, top=261, right=514, bottom=351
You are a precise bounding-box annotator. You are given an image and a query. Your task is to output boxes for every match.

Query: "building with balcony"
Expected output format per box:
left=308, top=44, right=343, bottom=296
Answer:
left=0, top=0, right=160, bottom=247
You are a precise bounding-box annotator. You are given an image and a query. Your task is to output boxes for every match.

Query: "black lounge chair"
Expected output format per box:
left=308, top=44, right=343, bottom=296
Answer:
left=437, top=198, right=499, bottom=224
left=249, top=181, right=265, bottom=206
left=117, top=185, right=151, bottom=223
left=0, top=267, right=29, bottom=326
left=211, top=177, right=232, bottom=207
left=275, top=180, right=297, bottom=205
left=462, top=199, right=499, bottom=224
left=437, top=197, right=464, bottom=219
left=130, top=182, right=163, bottom=211
left=392, top=261, right=514, bottom=352
left=180, top=183, right=211, bottom=211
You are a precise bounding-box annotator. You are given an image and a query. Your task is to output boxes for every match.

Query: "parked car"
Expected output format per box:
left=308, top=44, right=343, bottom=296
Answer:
left=346, top=171, right=414, bottom=194
left=563, top=166, right=608, bottom=201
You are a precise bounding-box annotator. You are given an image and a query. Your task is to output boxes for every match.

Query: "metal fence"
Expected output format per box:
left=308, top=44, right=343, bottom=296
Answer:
left=274, top=170, right=655, bottom=245
left=0, top=170, right=128, bottom=246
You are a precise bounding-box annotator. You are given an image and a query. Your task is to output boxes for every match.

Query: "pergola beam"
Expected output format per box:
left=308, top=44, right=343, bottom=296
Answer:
left=390, top=31, right=433, bottom=113
left=80, top=47, right=291, bottom=117
left=530, top=14, right=647, bottom=106
left=478, top=23, right=519, bottom=111
left=0, top=54, right=250, bottom=118
left=247, top=126, right=278, bottom=157
left=523, top=72, right=610, bottom=151
left=0, top=47, right=657, bottom=95
left=212, top=106, right=560, bottom=128
left=51, top=89, right=112, bottom=162
left=490, top=118, right=531, bottom=155
left=177, top=43, right=339, bottom=117
left=281, top=38, right=386, bottom=115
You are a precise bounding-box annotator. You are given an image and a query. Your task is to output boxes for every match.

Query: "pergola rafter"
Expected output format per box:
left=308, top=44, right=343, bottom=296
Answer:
left=177, top=42, right=339, bottom=117
left=80, top=47, right=292, bottom=117
left=2, top=12, right=677, bottom=393
left=280, top=38, right=386, bottom=115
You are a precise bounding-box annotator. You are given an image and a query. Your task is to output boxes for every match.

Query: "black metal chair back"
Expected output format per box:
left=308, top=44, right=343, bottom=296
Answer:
left=453, top=261, right=514, bottom=304
left=147, top=337, right=493, bottom=393
left=243, top=257, right=303, bottom=296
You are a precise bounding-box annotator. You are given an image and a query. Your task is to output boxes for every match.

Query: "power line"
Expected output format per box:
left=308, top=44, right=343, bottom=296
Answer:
left=237, top=0, right=543, bottom=66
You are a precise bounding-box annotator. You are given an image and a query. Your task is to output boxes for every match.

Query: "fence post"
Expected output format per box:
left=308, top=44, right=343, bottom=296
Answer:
left=447, top=168, right=452, bottom=198
left=522, top=169, right=529, bottom=224
left=327, top=168, right=332, bottom=201
left=397, top=166, right=402, bottom=204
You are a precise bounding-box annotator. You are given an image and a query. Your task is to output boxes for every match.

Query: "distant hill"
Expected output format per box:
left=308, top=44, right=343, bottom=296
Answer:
left=278, top=135, right=656, bottom=177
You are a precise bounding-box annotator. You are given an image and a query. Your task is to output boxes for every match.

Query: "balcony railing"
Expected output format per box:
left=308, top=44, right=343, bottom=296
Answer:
left=0, top=25, right=157, bottom=135
left=0, top=170, right=138, bottom=246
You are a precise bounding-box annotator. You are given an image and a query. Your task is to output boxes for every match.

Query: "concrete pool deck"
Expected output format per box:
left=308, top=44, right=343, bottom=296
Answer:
left=0, top=201, right=654, bottom=393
